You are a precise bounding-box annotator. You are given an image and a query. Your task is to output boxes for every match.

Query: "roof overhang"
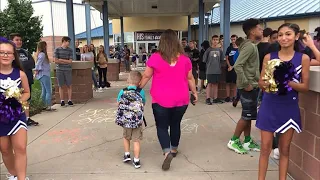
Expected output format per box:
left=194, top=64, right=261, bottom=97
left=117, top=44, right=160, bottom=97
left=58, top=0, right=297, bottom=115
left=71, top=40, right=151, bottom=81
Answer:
left=83, top=0, right=220, bottom=18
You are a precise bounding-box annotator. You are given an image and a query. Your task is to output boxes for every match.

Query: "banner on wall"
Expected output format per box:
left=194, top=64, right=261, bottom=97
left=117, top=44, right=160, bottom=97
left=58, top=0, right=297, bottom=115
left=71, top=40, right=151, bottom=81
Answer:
left=135, top=31, right=179, bottom=41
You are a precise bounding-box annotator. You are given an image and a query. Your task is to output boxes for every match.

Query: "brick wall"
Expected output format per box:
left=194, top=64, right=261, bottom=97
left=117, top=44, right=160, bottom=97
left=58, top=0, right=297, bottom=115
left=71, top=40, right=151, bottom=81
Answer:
left=53, top=68, right=93, bottom=104
left=107, top=63, right=120, bottom=81
left=288, top=91, right=320, bottom=180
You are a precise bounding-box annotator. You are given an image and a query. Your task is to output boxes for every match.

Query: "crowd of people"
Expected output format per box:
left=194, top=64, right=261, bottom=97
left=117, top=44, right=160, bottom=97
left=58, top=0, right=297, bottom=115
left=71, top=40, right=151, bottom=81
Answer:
left=0, top=17, right=320, bottom=179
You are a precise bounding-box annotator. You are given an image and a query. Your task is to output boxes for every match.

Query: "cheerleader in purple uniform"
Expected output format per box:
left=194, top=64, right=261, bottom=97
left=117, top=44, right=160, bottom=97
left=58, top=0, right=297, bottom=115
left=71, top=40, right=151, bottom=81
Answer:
left=256, top=24, right=310, bottom=180
left=0, top=38, right=30, bottom=180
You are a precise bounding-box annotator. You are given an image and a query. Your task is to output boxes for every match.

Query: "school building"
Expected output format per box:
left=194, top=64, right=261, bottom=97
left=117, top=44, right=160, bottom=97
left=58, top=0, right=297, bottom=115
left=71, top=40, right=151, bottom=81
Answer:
left=75, top=0, right=320, bottom=54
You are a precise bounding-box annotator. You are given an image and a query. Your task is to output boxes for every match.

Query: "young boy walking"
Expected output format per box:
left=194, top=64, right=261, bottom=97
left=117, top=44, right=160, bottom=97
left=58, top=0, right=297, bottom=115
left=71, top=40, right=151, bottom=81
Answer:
left=203, top=35, right=224, bottom=105
left=116, top=71, right=146, bottom=169
left=227, top=18, right=263, bottom=154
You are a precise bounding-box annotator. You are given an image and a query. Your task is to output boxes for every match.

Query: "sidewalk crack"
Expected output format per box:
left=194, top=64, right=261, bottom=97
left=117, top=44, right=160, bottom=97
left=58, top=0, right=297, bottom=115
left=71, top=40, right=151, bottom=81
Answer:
left=182, top=153, right=213, bottom=180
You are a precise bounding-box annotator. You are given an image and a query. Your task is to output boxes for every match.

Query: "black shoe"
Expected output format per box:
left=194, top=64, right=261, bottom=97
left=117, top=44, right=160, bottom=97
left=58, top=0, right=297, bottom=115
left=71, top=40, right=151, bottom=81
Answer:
left=27, top=118, right=39, bottom=126
left=123, top=154, right=131, bottom=162
left=202, top=85, right=206, bottom=89
left=61, top=101, right=65, bottom=107
left=232, top=98, right=239, bottom=107
left=67, top=101, right=74, bottom=106
left=206, top=98, right=212, bottom=105
left=225, top=97, right=231, bottom=102
left=162, top=153, right=174, bottom=171
left=132, top=160, right=141, bottom=169
left=212, top=98, right=224, bottom=104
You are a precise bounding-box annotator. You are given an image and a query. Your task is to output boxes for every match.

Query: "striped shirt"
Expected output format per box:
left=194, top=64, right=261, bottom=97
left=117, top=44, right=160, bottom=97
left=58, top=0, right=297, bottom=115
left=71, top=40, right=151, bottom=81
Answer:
left=35, top=52, right=51, bottom=79
left=54, top=47, right=73, bottom=70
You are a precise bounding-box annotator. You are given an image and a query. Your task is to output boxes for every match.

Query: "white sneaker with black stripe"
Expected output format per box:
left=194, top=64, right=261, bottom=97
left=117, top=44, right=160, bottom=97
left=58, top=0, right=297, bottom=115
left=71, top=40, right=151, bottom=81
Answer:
left=123, top=153, right=131, bottom=162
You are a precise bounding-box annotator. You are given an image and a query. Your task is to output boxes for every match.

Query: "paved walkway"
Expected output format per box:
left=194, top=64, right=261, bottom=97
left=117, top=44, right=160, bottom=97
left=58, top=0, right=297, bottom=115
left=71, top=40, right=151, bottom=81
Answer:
left=1, top=73, right=291, bottom=180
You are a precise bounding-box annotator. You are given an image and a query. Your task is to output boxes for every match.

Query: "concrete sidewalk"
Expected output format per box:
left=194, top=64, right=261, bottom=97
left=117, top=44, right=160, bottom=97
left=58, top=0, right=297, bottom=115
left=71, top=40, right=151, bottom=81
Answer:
left=1, top=75, right=291, bottom=180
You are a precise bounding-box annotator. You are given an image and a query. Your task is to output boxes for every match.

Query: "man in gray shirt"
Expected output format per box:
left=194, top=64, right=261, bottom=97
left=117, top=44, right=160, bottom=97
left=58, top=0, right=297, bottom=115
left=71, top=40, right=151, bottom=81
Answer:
left=54, top=36, right=73, bottom=106
left=203, top=35, right=224, bottom=105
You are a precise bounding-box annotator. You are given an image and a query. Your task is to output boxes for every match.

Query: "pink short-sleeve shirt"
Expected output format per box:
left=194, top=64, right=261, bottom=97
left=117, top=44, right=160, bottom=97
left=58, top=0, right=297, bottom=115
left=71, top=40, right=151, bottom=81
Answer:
left=147, top=53, right=192, bottom=108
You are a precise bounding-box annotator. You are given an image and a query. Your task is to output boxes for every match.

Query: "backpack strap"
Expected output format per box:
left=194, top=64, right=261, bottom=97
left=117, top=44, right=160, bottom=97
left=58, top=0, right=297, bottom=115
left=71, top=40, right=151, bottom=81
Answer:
left=135, top=87, right=142, bottom=93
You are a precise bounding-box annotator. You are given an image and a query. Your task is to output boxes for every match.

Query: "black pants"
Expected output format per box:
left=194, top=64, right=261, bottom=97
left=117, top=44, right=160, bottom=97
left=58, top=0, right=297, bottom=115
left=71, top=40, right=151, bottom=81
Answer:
left=98, top=67, right=107, bottom=88
left=152, top=103, right=188, bottom=153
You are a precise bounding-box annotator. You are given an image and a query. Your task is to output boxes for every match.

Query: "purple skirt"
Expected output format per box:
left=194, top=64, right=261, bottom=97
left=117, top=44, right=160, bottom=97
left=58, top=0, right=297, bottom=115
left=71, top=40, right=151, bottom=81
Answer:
left=256, top=91, right=302, bottom=133
left=0, top=113, right=28, bottom=137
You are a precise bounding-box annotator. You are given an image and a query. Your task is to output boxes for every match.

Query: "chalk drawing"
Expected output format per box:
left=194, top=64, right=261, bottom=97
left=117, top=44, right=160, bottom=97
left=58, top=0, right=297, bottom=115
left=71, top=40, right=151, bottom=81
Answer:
left=40, top=128, right=95, bottom=145
left=72, top=108, right=117, bottom=125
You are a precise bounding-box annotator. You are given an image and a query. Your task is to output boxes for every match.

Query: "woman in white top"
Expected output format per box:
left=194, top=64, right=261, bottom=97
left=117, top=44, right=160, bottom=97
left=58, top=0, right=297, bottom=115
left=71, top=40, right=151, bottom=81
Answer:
left=81, top=45, right=100, bottom=92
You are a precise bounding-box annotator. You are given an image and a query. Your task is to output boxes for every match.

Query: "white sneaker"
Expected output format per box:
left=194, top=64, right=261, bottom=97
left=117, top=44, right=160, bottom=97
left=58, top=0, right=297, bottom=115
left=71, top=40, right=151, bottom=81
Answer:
left=104, top=87, right=109, bottom=90
left=273, top=148, right=280, bottom=160
left=6, top=174, right=16, bottom=180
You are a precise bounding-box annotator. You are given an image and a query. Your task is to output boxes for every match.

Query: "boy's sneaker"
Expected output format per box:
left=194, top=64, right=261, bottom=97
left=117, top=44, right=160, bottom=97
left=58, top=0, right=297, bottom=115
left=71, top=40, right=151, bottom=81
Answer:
left=206, top=98, right=212, bottom=105
left=243, top=139, right=261, bottom=152
left=133, top=160, right=141, bottom=169
left=67, top=101, right=74, bottom=106
left=212, top=98, right=224, bottom=104
left=273, top=148, right=280, bottom=160
left=227, top=139, right=248, bottom=154
left=123, top=154, right=131, bottom=162
left=61, top=101, right=65, bottom=107
left=6, top=174, right=16, bottom=180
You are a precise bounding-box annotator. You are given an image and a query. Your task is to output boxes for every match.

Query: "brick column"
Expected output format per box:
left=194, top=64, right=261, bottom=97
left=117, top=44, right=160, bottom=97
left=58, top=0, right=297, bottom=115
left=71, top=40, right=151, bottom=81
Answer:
left=52, top=61, right=93, bottom=104
left=107, top=59, right=120, bottom=81
left=288, top=67, right=320, bottom=180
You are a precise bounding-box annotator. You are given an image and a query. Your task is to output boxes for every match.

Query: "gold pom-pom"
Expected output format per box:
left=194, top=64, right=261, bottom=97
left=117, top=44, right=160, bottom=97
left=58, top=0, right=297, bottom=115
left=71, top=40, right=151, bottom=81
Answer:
left=263, top=59, right=282, bottom=93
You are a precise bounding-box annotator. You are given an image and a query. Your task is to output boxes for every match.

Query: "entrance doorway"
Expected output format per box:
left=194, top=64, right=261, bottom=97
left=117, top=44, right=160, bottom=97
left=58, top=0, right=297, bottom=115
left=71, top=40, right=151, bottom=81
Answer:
left=136, top=41, right=159, bottom=54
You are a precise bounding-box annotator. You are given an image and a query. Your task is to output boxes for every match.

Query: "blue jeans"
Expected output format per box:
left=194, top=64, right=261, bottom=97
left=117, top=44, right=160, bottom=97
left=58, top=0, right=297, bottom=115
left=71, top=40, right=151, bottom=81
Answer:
left=152, top=103, right=188, bottom=153
left=92, top=69, right=98, bottom=88
left=39, top=75, right=52, bottom=107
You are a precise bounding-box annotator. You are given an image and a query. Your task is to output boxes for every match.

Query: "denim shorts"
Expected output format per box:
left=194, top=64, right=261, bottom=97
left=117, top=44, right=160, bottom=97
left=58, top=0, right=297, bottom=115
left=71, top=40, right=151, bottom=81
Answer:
left=239, top=88, right=259, bottom=120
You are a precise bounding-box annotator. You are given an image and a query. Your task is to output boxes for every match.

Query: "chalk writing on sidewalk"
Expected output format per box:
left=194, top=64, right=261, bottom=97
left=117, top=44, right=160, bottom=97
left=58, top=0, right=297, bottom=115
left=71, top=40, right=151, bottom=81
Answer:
left=40, top=128, right=95, bottom=145
left=72, top=108, right=118, bottom=125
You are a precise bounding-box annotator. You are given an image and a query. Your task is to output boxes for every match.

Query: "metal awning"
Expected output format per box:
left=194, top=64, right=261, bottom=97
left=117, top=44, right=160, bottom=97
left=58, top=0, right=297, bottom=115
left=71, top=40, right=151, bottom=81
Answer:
left=84, top=0, right=220, bottom=18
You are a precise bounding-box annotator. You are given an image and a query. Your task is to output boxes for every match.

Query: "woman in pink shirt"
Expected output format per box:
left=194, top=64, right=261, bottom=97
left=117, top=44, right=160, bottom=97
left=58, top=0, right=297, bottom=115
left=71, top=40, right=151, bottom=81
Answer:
left=139, top=29, right=198, bottom=171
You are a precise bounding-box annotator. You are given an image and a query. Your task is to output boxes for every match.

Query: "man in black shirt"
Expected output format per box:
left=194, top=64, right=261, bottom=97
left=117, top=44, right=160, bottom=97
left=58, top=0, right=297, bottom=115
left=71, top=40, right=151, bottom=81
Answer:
left=188, top=41, right=200, bottom=89
left=10, top=33, right=39, bottom=126
left=257, top=28, right=273, bottom=72
left=75, top=40, right=81, bottom=61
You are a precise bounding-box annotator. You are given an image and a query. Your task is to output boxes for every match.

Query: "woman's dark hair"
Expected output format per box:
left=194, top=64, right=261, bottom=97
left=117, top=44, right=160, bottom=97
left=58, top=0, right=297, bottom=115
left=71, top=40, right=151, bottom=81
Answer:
left=36, top=41, right=49, bottom=63
left=201, top=40, right=210, bottom=50
left=0, top=39, right=24, bottom=71
left=278, top=23, right=300, bottom=52
left=158, top=29, right=184, bottom=64
left=315, top=27, right=320, bottom=41
left=242, top=18, right=260, bottom=36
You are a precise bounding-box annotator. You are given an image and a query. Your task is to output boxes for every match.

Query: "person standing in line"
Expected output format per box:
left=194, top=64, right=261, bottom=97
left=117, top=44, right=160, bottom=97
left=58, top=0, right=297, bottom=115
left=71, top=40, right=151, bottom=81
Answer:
left=232, top=37, right=245, bottom=108
left=54, top=36, right=74, bottom=107
left=97, top=45, right=108, bottom=90
left=257, top=23, right=310, bottom=180
left=34, top=41, right=56, bottom=111
left=203, top=35, right=224, bottom=105
left=75, top=40, right=81, bottom=61
left=124, top=45, right=131, bottom=72
left=9, top=33, right=39, bottom=126
left=227, top=18, right=262, bottom=154
left=0, top=37, right=30, bottom=180
left=81, top=45, right=100, bottom=92
left=188, top=40, right=200, bottom=90
left=225, top=34, right=239, bottom=102
left=198, top=40, right=210, bottom=93
left=139, top=29, right=198, bottom=171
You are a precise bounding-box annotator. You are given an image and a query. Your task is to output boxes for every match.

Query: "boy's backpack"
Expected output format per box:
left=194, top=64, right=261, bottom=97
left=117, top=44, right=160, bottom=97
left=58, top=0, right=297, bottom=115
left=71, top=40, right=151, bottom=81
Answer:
left=115, top=88, right=146, bottom=128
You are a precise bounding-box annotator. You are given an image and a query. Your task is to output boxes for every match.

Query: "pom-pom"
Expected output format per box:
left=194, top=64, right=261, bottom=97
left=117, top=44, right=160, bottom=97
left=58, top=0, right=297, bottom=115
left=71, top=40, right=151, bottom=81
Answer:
left=263, top=59, right=297, bottom=95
